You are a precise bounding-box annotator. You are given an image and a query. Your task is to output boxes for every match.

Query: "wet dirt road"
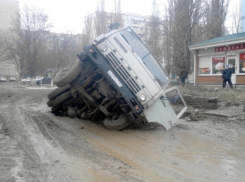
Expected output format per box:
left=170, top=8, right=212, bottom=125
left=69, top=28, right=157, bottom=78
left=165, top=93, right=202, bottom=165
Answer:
left=0, top=82, right=245, bottom=182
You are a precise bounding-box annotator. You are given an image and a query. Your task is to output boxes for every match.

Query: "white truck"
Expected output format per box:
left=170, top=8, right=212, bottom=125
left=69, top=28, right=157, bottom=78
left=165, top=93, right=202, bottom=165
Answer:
left=47, top=27, right=187, bottom=130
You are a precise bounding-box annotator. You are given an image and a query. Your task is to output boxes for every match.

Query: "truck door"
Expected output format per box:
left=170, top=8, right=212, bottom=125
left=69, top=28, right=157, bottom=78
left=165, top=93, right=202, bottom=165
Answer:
left=143, top=87, right=187, bottom=130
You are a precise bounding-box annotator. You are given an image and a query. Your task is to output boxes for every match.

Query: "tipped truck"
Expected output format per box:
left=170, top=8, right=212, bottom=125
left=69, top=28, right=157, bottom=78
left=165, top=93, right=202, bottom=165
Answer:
left=47, top=27, right=187, bottom=131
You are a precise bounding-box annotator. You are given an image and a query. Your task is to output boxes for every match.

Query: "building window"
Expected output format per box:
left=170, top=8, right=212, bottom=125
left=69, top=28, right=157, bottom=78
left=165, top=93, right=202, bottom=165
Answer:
left=212, top=57, right=225, bottom=74
left=239, top=53, right=245, bottom=73
left=133, top=20, right=139, bottom=24
left=199, top=57, right=210, bottom=74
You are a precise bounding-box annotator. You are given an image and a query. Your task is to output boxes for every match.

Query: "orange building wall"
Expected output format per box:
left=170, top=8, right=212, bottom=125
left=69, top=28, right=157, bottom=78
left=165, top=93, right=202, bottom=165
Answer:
left=196, top=76, right=223, bottom=84
left=237, top=75, right=245, bottom=84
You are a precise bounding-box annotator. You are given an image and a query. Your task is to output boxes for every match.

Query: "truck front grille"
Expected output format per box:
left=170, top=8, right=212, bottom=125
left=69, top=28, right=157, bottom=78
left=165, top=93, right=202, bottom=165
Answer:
left=106, top=52, right=141, bottom=94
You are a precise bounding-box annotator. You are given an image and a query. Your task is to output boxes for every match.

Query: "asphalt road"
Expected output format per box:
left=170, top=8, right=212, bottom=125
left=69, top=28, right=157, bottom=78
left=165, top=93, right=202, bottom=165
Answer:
left=0, top=82, right=245, bottom=182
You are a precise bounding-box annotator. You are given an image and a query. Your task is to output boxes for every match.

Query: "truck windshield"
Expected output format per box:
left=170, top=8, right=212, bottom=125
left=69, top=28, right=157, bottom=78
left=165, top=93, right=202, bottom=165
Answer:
left=119, top=28, right=169, bottom=87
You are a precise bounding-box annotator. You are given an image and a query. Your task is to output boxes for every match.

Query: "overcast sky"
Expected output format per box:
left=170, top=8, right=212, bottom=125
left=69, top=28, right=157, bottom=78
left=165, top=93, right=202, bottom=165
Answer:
left=18, top=0, right=239, bottom=34
left=18, top=0, right=155, bottom=34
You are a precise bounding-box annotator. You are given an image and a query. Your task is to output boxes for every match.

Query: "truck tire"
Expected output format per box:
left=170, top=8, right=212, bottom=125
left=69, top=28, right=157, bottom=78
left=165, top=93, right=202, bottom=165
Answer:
left=51, top=91, right=73, bottom=106
left=48, top=85, right=70, bottom=101
left=54, top=59, right=83, bottom=87
left=66, top=106, right=77, bottom=118
left=51, top=105, right=62, bottom=113
left=103, top=115, right=131, bottom=131
left=47, top=100, right=52, bottom=107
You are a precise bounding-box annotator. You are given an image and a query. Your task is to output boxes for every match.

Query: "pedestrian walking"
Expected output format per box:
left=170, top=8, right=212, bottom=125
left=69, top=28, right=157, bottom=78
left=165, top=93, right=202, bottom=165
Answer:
left=179, top=66, right=188, bottom=86
left=222, top=65, right=233, bottom=88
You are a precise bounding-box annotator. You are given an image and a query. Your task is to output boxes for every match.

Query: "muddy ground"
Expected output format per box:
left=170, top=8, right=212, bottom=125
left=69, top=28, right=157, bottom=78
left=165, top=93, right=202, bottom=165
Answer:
left=0, top=82, right=245, bottom=182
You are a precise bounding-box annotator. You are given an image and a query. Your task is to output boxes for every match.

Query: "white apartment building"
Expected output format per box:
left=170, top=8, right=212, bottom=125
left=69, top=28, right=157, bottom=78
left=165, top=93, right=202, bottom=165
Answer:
left=0, top=0, right=19, bottom=77
left=89, top=11, right=150, bottom=41
left=122, top=13, right=150, bottom=39
left=0, top=0, right=19, bottom=30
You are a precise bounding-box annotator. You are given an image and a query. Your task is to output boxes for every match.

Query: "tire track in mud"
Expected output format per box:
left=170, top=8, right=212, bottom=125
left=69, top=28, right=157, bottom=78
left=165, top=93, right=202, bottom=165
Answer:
left=17, top=105, right=88, bottom=182
left=0, top=113, right=41, bottom=182
left=0, top=88, right=66, bottom=182
left=26, top=114, right=91, bottom=182
left=68, top=118, right=245, bottom=182
left=2, top=106, right=88, bottom=181
left=31, top=116, right=61, bottom=148
left=0, top=84, right=87, bottom=181
left=74, top=123, right=192, bottom=182
left=38, top=114, right=146, bottom=182
left=47, top=116, right=195, bottom=182
left=0, top=100, right=50, bottom=182
left=0, top=114, right=8, bottom=135
left=0, top=114, right=19, bottom=182
left=42, top=113, right=226, bottom=181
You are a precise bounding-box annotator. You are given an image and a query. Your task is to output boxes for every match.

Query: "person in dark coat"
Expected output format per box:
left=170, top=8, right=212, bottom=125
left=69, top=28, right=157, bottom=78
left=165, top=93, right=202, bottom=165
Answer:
left=179, top=66, right=188, bottom=86
left=222, top=65, right=233, bottom=88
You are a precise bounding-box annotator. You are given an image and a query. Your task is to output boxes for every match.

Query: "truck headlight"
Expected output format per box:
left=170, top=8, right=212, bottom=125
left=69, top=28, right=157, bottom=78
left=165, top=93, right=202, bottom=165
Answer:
left=139, top=94, right=147, bottom=101
left=100, top=44, right=108, bottom=52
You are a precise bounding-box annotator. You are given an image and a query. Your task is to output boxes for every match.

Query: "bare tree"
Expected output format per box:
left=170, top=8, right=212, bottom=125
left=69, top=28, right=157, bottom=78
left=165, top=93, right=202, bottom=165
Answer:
left=159, top=0, right=230, bottom=77
left=161, top=10, right=173, bottom=76
left=81, top=14, right=93, bottom=47
left=204, top=0, right=229, bottom=39
left=110, top=0, right=123, bottom=27
left=46, top=32, right=81, bottom=79
left=146, top=0, right=163, bottom=62
left=1, top=6, right=52, bottom=78
left=230, top=4, right=241, bottom=34
left=162, top=0, right=204, bottom=73
left=1, top=33, right=27, bottom=76
left=0, top=30, right=8, bottom=63
left=94, top=0, right=108, bottom=36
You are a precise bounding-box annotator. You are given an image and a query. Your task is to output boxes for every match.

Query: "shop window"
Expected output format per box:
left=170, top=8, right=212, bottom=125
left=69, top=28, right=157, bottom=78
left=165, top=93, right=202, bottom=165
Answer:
left=212, top=57, right=225, bottom=74
left=199, top=57, right=210, bottom=74
left=239, top=53, right=245, bottom=73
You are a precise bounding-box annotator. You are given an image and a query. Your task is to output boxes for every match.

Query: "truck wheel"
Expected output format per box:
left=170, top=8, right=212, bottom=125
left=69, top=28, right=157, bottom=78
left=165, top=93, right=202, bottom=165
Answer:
left=54, top=59, right=83, bottom=87
left=48, top=85, right=70, bottom=101
left=51, top=105, right=62, bottom=113
left=47, top=100, right=52, bottom=107
left=51, top=91, right=73, bottom=106
left=103, top=115, right=131, bottom=131
left=66, top=107, right=77, bottom=118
